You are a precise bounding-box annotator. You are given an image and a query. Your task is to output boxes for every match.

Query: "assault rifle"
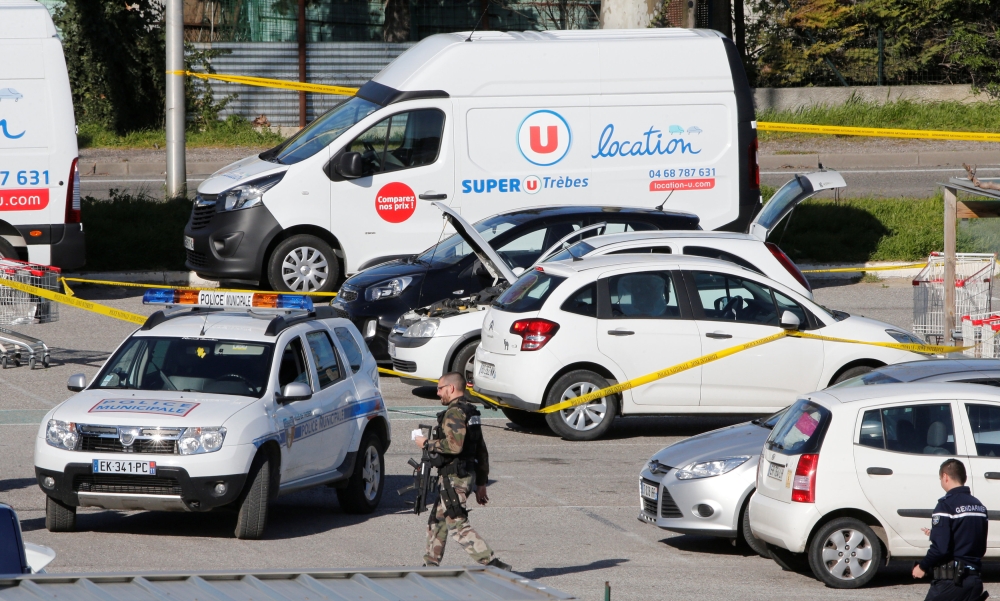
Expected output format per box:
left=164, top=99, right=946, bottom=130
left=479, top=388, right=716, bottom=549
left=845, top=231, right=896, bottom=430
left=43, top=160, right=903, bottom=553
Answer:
left=397, top=424, right=440, bottom=515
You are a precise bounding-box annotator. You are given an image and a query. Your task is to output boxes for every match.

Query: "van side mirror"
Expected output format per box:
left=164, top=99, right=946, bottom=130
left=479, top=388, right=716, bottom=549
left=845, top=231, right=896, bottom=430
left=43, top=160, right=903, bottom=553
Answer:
left=780, top=311, right=801, bottom=331
left=336, top=152, right=363, bottom=179
left=67, top=374, right=87, bottom=392
left=279, top=382, right=312, bottom=403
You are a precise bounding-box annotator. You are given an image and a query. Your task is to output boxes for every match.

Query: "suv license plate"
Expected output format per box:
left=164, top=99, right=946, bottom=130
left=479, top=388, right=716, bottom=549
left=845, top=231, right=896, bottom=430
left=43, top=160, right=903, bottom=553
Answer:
left=184, top=236, right=194, bottom=251
left=767, top=462, right=784, bottom=481
left=93, top=459, right=156, bottom=475
left=478, top=362, right=496, bottom=379
left=640, top=481, right=658, bottom=501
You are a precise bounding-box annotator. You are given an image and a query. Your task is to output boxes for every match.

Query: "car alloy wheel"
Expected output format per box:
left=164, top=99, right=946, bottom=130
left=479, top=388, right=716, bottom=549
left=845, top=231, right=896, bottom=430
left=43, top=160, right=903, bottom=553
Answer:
left=281, top=246, right=329, bottom=292
left=362, top=444, right=381, bottom=502
left=808, top=517, right=882, bottom=588
left=557, top=382, right=608, bottom=432
left=820, top=527, right=875, bottom=581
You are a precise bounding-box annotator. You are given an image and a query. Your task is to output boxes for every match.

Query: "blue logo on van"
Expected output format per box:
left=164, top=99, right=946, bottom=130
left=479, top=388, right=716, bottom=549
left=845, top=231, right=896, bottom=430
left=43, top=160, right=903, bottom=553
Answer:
left=0, top=120, right=24, bottom=140
left=517, top=110, right=571, bottom=167
left=591, top=124, right=700, bottom=159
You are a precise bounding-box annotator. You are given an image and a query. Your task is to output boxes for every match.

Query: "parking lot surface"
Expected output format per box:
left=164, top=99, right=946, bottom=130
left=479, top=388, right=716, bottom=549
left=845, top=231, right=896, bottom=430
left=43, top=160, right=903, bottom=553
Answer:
left=1, top=278, right=993, bottom=600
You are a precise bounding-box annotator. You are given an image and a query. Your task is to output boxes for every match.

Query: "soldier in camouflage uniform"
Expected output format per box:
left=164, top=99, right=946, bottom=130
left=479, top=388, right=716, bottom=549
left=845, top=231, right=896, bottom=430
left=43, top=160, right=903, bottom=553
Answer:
left=414, top=372, right=511, bottom=570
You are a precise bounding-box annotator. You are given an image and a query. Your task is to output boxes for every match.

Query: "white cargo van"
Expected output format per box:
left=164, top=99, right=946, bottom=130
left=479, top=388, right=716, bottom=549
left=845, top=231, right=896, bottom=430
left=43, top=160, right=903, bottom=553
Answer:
left=0, top=0, right=84, bottom=269
left=187, top=28, right=758, bottom=292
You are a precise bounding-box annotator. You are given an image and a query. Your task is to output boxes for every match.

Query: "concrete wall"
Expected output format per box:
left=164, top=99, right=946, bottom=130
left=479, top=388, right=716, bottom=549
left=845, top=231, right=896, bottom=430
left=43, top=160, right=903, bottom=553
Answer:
left=754, top=85, right=987, bottom=112
left=599, top=0, right=659, bottom=28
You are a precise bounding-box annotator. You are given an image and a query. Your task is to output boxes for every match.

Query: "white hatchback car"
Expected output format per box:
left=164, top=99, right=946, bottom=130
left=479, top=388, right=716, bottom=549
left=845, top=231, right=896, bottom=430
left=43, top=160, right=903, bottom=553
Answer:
left=750, top=383, right=1000, bottom=588
left=472, top=254, right=925, bottom=440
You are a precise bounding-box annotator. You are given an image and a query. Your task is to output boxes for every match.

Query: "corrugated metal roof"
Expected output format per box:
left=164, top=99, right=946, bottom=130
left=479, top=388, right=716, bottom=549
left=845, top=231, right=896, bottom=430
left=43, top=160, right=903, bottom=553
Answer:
left=0, top=566, right=576, bottom=601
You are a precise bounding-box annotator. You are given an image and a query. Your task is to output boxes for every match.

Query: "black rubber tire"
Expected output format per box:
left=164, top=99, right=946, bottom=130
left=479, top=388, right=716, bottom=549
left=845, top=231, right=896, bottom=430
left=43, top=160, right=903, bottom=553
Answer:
left=234, top=454, right=271, bottom=540
left=830, top=365, right=876, bottom=386
left=739, top=494, right=770, bottom=558
left=450, top=339, right=480, bottom=386
left=501, top=407, right=550, bottom=430
left=807, top=517, right=883, bottom=589
left=267, top=234, right=339, bottom=293
left=45, top=495, right=76, bottom=532
left=768, top=543, right=811, bottom=573
left=544, top=370, right=619, bottom=441
left=336, top=430, right=384, bottom=514
left=0, top=237, right=18, bottom=260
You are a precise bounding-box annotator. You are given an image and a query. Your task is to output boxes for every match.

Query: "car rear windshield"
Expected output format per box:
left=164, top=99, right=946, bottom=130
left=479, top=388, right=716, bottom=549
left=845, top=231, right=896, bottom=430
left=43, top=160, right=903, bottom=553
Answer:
left=765, top=399, right=832, bottom=455
left=493, top=270, right=566, bottom=313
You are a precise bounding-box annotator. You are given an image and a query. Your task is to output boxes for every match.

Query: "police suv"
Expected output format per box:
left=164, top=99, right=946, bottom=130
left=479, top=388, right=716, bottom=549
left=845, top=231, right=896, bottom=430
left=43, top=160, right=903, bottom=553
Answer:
left=34, top=291, right=389, bottom=539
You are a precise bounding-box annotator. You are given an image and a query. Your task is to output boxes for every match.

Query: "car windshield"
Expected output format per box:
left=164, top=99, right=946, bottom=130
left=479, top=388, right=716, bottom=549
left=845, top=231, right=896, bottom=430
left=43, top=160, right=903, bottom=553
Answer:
left=93, top=337, right=274, bottom=398
left=415, top=214, right=521, bottom=268
left=267, top=97, right=380, bottom=165
left=545, top=240, right=595, bottom=263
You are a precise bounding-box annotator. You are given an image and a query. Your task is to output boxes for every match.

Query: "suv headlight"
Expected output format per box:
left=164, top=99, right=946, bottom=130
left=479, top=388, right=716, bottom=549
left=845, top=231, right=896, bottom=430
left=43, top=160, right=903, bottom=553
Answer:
left=886, top=329, right=925, bottom=345
left=365, top=276, right=413, bottom=301
left=675, top=456, right=751, bottom=480
left=45, top=420, right=78, bottom=450
left=219, top=173, right=285, bottom=211
left=404, top=318, right=440, bottom=338
left=178, top=427, right=227, bottom=455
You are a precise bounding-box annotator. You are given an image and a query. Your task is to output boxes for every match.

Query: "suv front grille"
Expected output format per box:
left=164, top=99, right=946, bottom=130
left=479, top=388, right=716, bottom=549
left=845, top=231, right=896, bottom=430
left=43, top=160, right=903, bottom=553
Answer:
left=392, top=358, right=417, bottom=373
left=79, top=436, right=179, bottom=454
left=189, top=199, right=216, bottom=230
left=73, top=474, right=182, bottom=496
left=186, top=249, right=208, bottom=268
left=338, top=287, right=358, bottom=302
left=642, top=497, right=657, bottom=515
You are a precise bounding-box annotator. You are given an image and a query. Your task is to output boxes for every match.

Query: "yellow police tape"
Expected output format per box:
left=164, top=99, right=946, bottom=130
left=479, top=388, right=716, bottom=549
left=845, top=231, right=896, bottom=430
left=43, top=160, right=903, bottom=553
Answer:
left=0, top=278, right=147, bottom=325
left=800, top=263, right=927, bottom=274
left=757, top=121, right=1000, bottom=142
left=58, top=277, right=337, bottom=298
left=166, top=71, right=359, bottom=96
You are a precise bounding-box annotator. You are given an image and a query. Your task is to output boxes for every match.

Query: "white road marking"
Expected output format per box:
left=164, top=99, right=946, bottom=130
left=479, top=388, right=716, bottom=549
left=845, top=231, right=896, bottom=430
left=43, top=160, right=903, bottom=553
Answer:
left=762, top=167, right=1000, bottom=175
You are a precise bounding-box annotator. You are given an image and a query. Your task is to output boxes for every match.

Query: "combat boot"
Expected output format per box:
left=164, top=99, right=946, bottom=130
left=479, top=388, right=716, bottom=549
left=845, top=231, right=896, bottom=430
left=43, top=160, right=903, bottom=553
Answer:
left=488, top=558, right=512, bottom=571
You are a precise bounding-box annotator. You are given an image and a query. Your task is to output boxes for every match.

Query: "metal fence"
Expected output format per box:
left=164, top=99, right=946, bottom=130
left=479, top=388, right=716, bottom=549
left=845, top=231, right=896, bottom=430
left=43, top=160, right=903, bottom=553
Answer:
left=190, top=42, right=413, bottom=126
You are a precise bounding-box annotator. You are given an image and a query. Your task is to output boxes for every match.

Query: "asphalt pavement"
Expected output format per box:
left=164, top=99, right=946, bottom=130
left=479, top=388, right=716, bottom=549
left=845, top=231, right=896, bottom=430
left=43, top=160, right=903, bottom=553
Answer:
left=0, top=279, right=990, bottom=600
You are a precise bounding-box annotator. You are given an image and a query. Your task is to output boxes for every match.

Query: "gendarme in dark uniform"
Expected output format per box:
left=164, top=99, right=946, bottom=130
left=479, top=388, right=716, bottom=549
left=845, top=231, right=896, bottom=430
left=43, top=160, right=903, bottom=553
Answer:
left=914, top=459, right=988, bottom=601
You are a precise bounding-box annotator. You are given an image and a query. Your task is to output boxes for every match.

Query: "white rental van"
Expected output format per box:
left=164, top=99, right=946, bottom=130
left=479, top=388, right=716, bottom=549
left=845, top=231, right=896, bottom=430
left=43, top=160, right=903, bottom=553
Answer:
left=0, top=0, right=84, bottom=269
left=187, top=28, right=758, bottom=293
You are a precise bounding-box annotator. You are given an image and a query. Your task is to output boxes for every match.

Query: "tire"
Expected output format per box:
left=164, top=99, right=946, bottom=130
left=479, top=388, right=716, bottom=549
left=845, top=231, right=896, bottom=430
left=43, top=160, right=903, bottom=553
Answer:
left=739, top=495, right=770, bottom=558
left=45, top=495, right=76, bottom=532
left=234, top=454, right=271, bottom=540
left=28, top=357, right=36, bottom=370
left=807, top=517, right=882, bottom=589
left=450, top=339, right=480, bottom=386
left=501, top=407, right=549, bottom=430
left=267, top=235, right=339, bottom=293
left=0, top=237, right=17, bottom=260
left=768, top=543, right=811, bottom=573
left=336, top=430, right=384, bottom=514
left=831, top=365, right=876, bottom=386
left=544, top=370, right=619, bottom=441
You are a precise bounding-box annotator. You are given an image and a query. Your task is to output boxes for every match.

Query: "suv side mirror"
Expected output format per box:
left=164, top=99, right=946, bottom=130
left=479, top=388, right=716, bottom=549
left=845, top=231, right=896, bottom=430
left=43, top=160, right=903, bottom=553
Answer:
left=279, top=382, right=312, bottom=403
left=67, top=374, right=87, bottom=392
left=336, top=152, right=363, bottom=179
left=780, top=310, right=801, bottom=331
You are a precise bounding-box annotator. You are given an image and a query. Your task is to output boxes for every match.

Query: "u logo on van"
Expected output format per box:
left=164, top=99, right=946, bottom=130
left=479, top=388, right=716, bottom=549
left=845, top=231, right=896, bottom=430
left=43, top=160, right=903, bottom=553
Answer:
left=517, top=110, right=570, bottom=167
left=0, top=119, right=24, bottom=140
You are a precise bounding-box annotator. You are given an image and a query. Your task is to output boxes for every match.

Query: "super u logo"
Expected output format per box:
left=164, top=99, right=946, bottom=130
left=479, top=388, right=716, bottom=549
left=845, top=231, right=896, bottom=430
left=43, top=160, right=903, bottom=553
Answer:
left=517, top=110, right=571, bottom=167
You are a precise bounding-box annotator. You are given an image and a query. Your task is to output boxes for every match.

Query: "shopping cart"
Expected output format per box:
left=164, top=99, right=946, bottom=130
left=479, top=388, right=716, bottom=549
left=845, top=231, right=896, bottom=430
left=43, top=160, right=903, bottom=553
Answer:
left=913, top=252, right=996, bottom=346
left=960, top=313, right=1000, bottom=357
left=0, top=258, right=58, bottom=369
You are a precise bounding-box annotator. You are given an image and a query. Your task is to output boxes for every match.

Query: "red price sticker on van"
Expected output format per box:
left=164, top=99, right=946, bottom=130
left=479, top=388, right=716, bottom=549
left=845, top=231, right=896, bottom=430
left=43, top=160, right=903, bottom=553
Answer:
left=375, top=182, right=416, bottom=223
left=0, top=189, right=49, bottom=210
left=649, top=178, right=715, bottom=192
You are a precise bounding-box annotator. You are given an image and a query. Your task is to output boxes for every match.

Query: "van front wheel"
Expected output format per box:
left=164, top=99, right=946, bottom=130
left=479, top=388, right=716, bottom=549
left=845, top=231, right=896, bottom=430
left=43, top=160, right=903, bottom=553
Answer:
left=268, top=235, right=339, bottom=293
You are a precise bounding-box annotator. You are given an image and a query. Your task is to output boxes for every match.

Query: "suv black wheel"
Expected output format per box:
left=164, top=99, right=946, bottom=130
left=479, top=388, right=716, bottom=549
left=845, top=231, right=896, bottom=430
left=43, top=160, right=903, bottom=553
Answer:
left=337, top=430, right=384, bottom=514
left=544, top=370, right=618, bottom=441
left=45, top=495, right=76, bottom=532
left=808, top=517, right=882, bottom=588
left=0, top=238, right=17, bottom=260
left=831, top=365, right=875, bottom=386
left=234, top=453, right=272, bottom=539
left=267, top=234, right=339, bottom=293
left=450, top=339, right=479, bottom=386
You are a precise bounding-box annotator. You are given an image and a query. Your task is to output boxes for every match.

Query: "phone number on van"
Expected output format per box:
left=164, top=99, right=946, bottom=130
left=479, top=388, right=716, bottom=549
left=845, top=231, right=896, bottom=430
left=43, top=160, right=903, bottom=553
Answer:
left=0, top=189, right=49, bottom=210
left=649, top=168, right=715, bottom=178
left=1, top=171, right=50, bottom=186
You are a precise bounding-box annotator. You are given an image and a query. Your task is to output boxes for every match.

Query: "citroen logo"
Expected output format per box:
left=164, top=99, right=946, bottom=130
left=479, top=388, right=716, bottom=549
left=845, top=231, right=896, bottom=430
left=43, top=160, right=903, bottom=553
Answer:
left=119, top=427, right=140, bottom=447
left=488, top=320, right=494, bottom=332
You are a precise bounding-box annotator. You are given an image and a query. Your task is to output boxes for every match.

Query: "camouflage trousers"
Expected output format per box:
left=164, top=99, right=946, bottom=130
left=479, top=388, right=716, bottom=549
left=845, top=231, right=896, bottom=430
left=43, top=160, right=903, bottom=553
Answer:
left=423, top=475, right=494, bottom=566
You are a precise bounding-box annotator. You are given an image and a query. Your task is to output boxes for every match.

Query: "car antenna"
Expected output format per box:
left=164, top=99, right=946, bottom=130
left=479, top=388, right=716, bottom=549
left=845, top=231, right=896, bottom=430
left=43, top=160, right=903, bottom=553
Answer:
left=199, top=313, right=210, bottom=336
left=465, top=0, right=492, bottom=42
left=655, top=190, right=675, bottom=211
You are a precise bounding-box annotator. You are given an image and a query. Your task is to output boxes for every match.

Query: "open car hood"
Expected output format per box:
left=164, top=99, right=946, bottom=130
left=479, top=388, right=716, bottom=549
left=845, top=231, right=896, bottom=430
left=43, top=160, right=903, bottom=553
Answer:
left=432, top=202, right=518, bottom=285
left=747, top=170, right=847, bottom=241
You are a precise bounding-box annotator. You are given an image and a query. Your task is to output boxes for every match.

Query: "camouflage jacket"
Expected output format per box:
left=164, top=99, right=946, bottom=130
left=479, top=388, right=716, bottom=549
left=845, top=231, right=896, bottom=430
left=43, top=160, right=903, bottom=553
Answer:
left=425, top=399, right=490, bottom=486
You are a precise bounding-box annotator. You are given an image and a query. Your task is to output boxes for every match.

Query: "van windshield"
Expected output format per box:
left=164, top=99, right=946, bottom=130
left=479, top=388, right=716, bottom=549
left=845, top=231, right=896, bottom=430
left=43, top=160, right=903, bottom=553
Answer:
left=415, top=214, right=521, bottom=268
left=268, top=97, right=380, bottom=165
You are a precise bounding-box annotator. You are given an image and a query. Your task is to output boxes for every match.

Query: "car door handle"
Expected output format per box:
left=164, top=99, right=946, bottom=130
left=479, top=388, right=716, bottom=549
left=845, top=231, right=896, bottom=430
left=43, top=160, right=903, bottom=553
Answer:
left=418, top=192, right=447, bottom=200
left=986, top=472, right=1000, bottom=480
left=607, top=330, right=634, bottom=336
left=867, top=467, right=893, bottom=475
left=705, top=332, right=732, bottom=339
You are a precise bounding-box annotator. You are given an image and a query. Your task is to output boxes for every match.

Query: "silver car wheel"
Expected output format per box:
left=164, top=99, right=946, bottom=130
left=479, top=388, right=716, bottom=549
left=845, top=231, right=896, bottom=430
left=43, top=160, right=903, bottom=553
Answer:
left=361, top=445, right=380, bottom=501
left=558, top=382, right=608, bottom=431
left=281, top=246, right=329, bottom=292
left=464, top=355, right=475, bottom=385
left=820, top=528, right=874, bottom=580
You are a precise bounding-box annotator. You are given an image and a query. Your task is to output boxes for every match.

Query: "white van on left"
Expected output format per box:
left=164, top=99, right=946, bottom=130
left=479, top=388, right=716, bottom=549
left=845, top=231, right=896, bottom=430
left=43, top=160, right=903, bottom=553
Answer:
left=0, top=0, right=84, bottom=269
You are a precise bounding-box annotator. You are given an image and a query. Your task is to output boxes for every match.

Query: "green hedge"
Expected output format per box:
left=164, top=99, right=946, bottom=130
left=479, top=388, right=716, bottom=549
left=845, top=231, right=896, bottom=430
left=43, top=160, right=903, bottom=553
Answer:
left=82, top=192, right=190, bottom=272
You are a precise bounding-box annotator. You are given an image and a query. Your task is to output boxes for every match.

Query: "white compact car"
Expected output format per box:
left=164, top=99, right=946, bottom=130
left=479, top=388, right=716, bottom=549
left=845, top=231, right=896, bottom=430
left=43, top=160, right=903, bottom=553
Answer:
left=473, top=253, right=925, bottom=440
left=750, top=383, right=1000, bottom=588
left=34, top=290, right=389, bottom=539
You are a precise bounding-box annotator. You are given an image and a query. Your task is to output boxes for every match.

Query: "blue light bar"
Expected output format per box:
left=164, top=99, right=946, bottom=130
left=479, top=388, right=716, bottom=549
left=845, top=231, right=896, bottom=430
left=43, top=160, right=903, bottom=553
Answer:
left=276, top=295, right=313, bottom=310
left=143, top=289, right=177, bottom=304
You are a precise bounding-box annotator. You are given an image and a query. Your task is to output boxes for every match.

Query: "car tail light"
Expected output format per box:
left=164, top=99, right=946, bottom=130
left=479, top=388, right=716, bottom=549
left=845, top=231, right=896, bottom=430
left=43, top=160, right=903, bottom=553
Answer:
left=791, top=453, right=818, bottom=503
left=766, top=242, right=811, bottom=293
left=65, top=158, right=81, bottom=224
left=510, top=318, right=560, bottom=351
left=748, top=137, right=760, bottom=190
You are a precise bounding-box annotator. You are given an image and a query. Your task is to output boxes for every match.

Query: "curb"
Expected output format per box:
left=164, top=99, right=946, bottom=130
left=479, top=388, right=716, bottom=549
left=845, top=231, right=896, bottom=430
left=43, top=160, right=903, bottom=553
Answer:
left=63, top=271, right=221, bottom=288
left=760, top=150, right=1000, bottom=170
left=81, top=161, right=230, bottom=177
left=800, top=262, right=923, bottom=280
